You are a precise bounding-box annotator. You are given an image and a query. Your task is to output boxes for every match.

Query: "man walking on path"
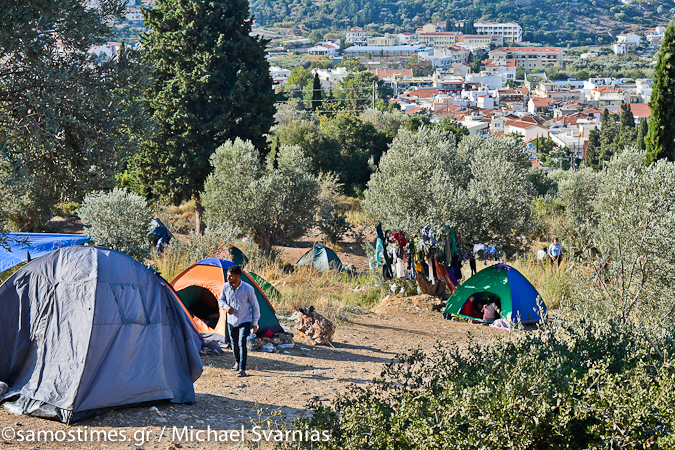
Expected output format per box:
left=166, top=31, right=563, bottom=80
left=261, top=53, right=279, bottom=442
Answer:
left=548, top=237, right=563, bottom=268
left=218, top=265, right=260, bottom=377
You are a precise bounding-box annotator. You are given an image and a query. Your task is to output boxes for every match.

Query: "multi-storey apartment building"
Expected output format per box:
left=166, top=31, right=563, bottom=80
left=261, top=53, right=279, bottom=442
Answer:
left=345, top=27, right=369, bottom=45
left=418, top=32, right=502, bottom=48
left=474, top=22, right=522, bottom=43
left=488, top=47, right=563, bottom=69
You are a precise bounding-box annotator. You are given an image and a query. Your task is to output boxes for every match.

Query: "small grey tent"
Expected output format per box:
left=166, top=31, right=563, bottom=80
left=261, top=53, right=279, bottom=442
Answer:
left=0, top=246, right=203, bottom=423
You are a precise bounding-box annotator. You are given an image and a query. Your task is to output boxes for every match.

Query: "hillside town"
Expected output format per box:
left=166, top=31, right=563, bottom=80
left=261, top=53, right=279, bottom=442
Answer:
left=265, top=20, right=665, bottom=168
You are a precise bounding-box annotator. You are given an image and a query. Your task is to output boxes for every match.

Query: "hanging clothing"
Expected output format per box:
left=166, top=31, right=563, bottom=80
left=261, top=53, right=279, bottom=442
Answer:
left=473, top=243, right=486, bottom=258
left=450, top=255, right=462, bottom=281
left=435, top=259, right=456, bottom=294
left=375, top=238, right=384, bottom=265
left=376, top=223, right=393, bottom=280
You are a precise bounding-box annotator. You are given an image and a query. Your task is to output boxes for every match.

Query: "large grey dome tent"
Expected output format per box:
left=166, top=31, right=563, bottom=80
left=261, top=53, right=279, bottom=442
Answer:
left=0, top=246, right=203, bottom=423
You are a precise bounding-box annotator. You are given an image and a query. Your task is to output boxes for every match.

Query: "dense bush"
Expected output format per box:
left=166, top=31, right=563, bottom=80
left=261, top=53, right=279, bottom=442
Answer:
left=0, top=157, right=58, bottom=231
left=280, top=316, right=675, bottom=449
left=78, top=187, right=152, bottom=261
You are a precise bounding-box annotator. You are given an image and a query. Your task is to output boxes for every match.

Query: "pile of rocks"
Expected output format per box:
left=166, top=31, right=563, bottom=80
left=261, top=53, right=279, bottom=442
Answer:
left=294, top=307, right=335, bottom=345
left=247, top=331, right=295, bottom=353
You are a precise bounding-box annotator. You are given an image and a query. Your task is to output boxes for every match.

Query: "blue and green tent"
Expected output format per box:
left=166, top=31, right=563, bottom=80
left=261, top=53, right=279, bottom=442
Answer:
left=443, top=264, right=546, bottom=324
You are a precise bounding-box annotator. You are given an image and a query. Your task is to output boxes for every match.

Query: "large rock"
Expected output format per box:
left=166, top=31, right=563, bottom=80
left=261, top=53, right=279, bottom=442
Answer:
left=295, top=309, right=336, bottom=345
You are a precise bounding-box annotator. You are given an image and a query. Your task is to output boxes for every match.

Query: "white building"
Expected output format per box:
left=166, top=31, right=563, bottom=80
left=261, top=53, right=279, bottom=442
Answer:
left=482, top=58, right=516, bottom=82
left=307, top=42, right=339, bottom=56
left=418, top=46, right=469, bottom=68
left=612, top=43, right=627, bottom=55
left=397, top=32, right=416, bottom=44
left=466, top=73, right=504, bottom=90
left=474, top=22, right=522, bottom=43
left=125, top=7, right=143, bottom=22
left=345, top=27, right=369, bottom=45
left=616, top=32, right=641, bottom=49
left=270, top=66, right=291, bottom=88
left=88, top=42, right=121, bottom=58
left=312, top=67, right=351, bottom=89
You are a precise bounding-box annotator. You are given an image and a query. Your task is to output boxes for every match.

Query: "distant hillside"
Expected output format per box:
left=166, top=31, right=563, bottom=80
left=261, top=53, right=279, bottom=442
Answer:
left=250, top=0, right=672, bottom=47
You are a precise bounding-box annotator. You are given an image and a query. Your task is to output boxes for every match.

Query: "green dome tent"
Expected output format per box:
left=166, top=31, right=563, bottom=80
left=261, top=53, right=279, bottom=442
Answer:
left=227, top=245, right=249, bottom=268
left=443, top=264, right=546, bottom=324
left=296, top=243, right=343, bottom=272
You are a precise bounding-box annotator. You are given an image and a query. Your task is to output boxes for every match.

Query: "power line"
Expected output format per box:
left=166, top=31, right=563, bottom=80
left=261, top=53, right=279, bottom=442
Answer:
left=276, top=86, right=379, bottom=93
left=275, top=98, right=371, bottom=103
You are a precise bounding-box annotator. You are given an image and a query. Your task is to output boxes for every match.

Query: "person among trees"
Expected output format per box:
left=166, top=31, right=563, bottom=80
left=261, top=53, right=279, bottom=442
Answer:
left=548, top=237, right=563, bottom=268
left=218, top=265, right=260, bottom=377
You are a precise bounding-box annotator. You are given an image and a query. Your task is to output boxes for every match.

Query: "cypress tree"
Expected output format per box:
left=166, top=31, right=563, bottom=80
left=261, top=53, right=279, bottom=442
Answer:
left=585, top=127, right=601, bottom=169
left=637, top=118, right=648, bottom=151
left=312, top=73, right=322, bottom=111
left=645, top=21, right=675, bottom=165
left=599, top=108, right=617, bottom=162
left=134, top=0, right=276, bottom=231
left=619, top=103, right=635, bottom=128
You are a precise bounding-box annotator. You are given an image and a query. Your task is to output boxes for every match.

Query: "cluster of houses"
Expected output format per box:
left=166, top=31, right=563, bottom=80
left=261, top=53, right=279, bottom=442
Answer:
left=271, top=19, right=656, bottom=167
left=611, top=26, right=667, bottom=54
left=386, top=73, right=652, bottom=165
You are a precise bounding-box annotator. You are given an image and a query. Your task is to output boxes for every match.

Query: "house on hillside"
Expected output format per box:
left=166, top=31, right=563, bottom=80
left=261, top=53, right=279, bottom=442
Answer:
left=345, top=27, right=369, bottom=45
left=616, top=32, right=641, bottom=49
left=528, top=97, right=553, bottom=114
left=482, top=58, right=516, bottom=82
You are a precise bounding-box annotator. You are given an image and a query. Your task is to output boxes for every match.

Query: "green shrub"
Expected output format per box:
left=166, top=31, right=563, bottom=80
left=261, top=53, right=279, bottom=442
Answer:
left=78, top=187, right=152, bottom=261
left=281, top=316, right=675, bottom=449
left=55, top=201, right=81, bottom=217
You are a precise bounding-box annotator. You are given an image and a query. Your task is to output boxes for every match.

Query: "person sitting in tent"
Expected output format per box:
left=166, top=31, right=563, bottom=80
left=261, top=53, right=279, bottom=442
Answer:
left=218, top=265, right=260, bottom=378
left=459, top=295, right=482, bottom=319
left=482, top=296, right=500, bottom=321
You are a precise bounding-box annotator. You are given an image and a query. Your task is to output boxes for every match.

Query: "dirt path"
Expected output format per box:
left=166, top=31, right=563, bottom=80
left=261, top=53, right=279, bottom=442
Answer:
left=0, top=304, right=501, bottom=449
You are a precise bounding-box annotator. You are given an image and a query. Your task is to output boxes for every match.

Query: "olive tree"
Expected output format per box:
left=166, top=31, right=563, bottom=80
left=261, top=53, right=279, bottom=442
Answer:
left=555, top=167, right=604, bottom=251
left=588, top=148, right=675, bottom=321
left=363, top=127, right=463, bottom=235
left=364, top=131, right=535, bottom=255
left=78, top=188, right=153, bottom=261
left=202, top=138, right=320, bottom=255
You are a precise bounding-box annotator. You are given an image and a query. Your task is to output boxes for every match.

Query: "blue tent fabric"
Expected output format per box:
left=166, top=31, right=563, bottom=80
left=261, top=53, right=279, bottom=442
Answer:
left=0, top=246, right=203, bottom=423
left=505, top=266, right=546, bottom=323
left=0, top=233, right=90, bottom=273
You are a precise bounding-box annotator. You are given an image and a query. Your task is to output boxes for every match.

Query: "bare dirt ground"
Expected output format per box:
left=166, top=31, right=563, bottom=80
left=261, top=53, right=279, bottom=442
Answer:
left=0, top=300, right=502, bottom=449
left=2, top=221, right=503, bottom=448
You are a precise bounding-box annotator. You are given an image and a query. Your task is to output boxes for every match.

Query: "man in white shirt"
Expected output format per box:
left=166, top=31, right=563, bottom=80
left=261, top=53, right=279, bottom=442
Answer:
left=218, top=265, right=260, bottom=377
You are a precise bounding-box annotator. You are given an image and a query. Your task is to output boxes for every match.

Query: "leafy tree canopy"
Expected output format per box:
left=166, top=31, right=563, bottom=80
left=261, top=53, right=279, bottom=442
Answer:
left=0, top=0, right=151, bottom=207
left=202, top=138, right=320, bottom=254
left=133, top=0, right=276, bottom=218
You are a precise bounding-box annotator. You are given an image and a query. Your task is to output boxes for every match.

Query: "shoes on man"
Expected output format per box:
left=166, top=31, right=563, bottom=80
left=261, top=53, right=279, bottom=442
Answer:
left=232, top=363, right=239, bottom=371
left=236, top=371, right=247, bottom=377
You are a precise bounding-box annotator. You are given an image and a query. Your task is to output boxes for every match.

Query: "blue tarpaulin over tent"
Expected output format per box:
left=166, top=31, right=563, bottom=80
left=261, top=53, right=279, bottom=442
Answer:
left=0, top=233, right=91, bottom=273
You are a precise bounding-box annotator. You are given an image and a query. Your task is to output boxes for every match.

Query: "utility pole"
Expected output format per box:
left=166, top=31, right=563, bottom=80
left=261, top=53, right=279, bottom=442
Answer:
left=372, top=80, right=376, bottom=109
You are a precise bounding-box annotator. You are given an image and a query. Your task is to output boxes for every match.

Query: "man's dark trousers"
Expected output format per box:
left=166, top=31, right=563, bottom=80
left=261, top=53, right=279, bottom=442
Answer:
left=229, top=322, right=251, bottom=371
